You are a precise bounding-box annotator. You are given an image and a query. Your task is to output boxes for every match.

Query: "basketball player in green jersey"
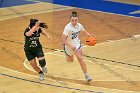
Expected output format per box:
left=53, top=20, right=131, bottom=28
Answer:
left=24, top=19, right=51, bottom=80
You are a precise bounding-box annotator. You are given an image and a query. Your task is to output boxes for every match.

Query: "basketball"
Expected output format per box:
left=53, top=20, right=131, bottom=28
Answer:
left=86, top=36, right=96, bottom=46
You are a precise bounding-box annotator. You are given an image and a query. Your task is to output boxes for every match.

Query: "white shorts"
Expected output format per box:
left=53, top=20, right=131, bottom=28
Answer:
left=64, top=43, right=82, bottom=56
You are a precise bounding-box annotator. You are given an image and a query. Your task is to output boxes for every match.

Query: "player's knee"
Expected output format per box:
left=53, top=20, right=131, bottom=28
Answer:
left=66, top=57, right=73, bottom=62
left=39, top=59, right=46, bottom=67
left=38, top=57, right=44, bottom=60
left=67, top=59, right=73, bottom=62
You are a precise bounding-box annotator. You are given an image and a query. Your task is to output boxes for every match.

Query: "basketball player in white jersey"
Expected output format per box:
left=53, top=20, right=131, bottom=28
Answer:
left=62, top=11, right=92, bottom=82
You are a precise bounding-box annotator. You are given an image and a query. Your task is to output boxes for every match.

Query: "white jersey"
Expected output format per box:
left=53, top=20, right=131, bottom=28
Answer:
left=63, top=22, right=85, bottom=45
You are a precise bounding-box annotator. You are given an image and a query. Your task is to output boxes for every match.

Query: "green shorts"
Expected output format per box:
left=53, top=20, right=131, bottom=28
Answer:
left=24, top=47, right=44, bottom=61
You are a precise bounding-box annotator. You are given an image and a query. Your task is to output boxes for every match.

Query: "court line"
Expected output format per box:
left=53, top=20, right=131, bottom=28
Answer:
left=0, top=39, right=139, bottom=92
left=34, top=0, right=140, bottom=19
left=23, top=50, right=62, bottom=73
left=1, top=36, right=140, bottom=69
left=24, top=49, right=140, bottom=75
left=0, top=36, right=139, bottom=71
left=24, top=47, right=140, bottom=73
left=1, top=1, right=138, bottom=68
left=0, top=64, right=138, bottom=93
left=0, top=2, right=139, bottom=92
left=23, top=51, right=140, bottom=92
left=0, top=66, right=101, bottom=93
left=0, top=3, right=74, bottom=21
left=70, top=4, right=140, bottom=19
left=32, top=0, right=140, bottom=19
left=54, top=50, right=140, bottom=72
left=0, top=1, right=140, bottom=22
left=0, top=6, right=73, bottom=17
left=24, top=51, right=139, bottom=86
left=26, top=0, right=140, bottom=19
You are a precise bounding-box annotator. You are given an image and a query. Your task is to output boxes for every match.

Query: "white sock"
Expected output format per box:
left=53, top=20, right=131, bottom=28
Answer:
left=84, top=73, right=89, bottom=77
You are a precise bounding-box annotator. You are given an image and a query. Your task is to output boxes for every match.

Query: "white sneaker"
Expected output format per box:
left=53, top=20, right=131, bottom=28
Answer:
left=39, top=73, right=44, bottom=80
left=85, top=75, right=92, bottom=82
left=42, top=66, right=48, bottom=73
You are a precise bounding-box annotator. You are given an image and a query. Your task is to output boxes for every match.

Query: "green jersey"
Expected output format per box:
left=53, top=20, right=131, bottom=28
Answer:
left=24, top=27, right=42, bottom=50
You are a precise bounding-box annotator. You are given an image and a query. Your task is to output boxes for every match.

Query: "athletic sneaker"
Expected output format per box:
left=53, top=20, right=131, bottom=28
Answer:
left=85, top=74, right=92, bottom=82
left=39, top=73, right=44, bottom=80
left=42, top=66, right=48, bottom=73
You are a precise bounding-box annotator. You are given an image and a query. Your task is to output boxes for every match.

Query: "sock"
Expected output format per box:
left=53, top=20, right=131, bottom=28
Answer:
left=84, top=73, right=89, bottom=77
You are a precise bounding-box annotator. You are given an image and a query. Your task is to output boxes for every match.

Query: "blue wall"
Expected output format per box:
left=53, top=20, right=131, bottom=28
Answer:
left=1, top=0, right=140, bottom=18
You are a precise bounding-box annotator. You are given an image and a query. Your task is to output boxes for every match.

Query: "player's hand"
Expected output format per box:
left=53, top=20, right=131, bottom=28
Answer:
left=35, top=21, right=41, bottom=27
left=91, top=34, right=96, bottom=38
left=31, top=22, right=40, bottom=32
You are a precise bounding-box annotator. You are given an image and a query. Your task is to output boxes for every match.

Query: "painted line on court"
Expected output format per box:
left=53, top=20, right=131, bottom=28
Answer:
left=23, top=50, right=62, bottom=73
left=1, top=1, right=140, bottom=22
left=0, top=1, right=139, bottom=92
left=32, top=0, right=140, bottom=19
left=79, top=7, right=140, bottom=19
left=1, top=0, right=140, bottom=18
left=24, top=50, right=140, bottom=86
left=0, top=3, right=74, bottom=21
left=49, top=0, right=140, bottom=19
left=45, top=52, right=140, bottom=72
left=1, top=65, right=138, bottom=93
left=0, top=66, right=102, bottom=93
left=1, top=36, right=140, bottom=69
left=0, top=36, right=139, bottom=72
left=31, top=0, right=140, bottom=19
left=96, top=35, right=140, bottom=45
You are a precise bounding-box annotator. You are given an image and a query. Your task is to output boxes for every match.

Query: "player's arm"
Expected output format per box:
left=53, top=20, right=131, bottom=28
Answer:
left=26, top=22, right=40, bottom=36
left=62, top=34, right=76, bottom=51
left=41, top=29, right=51, bottom=39
left=81, top=24, right=96, bottom=37
left=83, top=30, right=96, bottom=38
left=83, top=30, right=91, bottom=37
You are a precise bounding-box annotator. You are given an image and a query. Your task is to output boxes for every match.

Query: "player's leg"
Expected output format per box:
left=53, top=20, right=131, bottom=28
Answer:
left=64, top=45, right=74, bottom=62
left=38, top=57, right=47, bottom=73
left=36, top=47, right=48, bottom=73
left=29, top=58, right=41, bottom=72
left=28, top=58, right=44, bottom=80
left=75, top=48, right=92, bottom=82
left=28, top=56, right=44, bottom=80
left=75, top=48, right=87, bottom=73
left=24, top=48, right=44, bottom=80
left=65, top=53, right=74, bottom=62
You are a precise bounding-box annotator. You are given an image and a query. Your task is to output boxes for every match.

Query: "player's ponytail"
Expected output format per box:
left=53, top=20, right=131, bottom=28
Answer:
left=29, top=19, right=48, bottom=29
left=70, top=11, right=78, bottom=18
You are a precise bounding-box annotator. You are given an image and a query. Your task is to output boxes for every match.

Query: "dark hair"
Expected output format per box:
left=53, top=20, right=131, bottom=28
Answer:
left=29, top=19, right=38, bottom=28
left=70, top=11, right=78, bottom=18
left=29, top=19, right=48, bottom=29
left=39, top=22, right=48, bottom=29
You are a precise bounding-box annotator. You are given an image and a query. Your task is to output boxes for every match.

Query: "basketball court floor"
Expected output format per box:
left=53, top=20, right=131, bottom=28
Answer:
left=0, top=0, right=140, bottom=93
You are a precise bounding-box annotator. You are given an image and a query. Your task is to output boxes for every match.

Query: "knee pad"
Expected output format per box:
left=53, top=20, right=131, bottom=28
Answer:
left=39, top=59, right=46, bottom=67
